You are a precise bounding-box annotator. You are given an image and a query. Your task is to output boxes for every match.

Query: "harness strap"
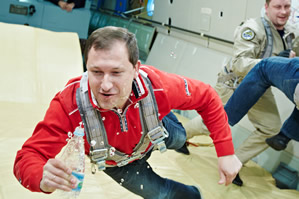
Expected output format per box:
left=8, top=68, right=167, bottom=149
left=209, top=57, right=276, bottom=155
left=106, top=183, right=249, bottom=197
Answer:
left=260, top=17, right=273, bottom=59
left=285, top=32, right=295, bottom=50
left=76, top=72, right=167, bottom=172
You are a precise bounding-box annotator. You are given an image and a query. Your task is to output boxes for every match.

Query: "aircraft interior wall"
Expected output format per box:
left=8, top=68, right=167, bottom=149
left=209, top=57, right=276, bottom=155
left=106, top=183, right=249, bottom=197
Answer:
left=0, top=0, right=298, bottom=195
left=145, top=0, right=299, bottom=178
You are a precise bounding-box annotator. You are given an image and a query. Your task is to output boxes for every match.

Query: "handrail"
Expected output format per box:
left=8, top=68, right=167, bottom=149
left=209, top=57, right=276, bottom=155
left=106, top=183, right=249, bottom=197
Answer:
left=95, top=8, right=234, bottom=45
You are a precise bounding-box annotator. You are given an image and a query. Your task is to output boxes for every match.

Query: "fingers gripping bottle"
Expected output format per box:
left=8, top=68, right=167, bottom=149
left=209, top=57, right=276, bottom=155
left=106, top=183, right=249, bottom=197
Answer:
left=59, top=125, right=85, bottom=198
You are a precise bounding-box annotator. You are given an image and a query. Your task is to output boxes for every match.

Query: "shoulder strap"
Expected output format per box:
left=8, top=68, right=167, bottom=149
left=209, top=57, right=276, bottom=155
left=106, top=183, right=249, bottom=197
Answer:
left=260, top=17, right=273, bottom=58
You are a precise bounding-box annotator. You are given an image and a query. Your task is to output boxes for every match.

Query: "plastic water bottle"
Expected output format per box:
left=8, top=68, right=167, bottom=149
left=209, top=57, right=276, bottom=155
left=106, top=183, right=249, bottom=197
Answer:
left=58, top=125, right=85, bottom=198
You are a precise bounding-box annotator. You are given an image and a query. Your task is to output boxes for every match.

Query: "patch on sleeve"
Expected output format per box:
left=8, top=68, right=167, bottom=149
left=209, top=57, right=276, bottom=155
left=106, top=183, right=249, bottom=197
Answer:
left=241, top=29, right=255, bottom=41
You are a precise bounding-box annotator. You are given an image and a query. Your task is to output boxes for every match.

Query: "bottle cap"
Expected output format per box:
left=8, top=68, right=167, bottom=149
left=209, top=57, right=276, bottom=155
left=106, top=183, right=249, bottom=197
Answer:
left=74, top=127, right=84, bottom=137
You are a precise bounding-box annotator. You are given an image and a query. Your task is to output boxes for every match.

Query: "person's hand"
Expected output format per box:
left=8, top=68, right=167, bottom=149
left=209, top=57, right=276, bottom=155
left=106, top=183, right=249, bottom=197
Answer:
left=289, top=50, right=296, bottom=58
left=278, top=49, right=296, bottom=58
left=40, top=158, right=77, bottom=193
left=58, top=1, right=68, bottom=10
left=217, top=154, right=242, bottom=186
left=65, top=3, right=75, bottom=12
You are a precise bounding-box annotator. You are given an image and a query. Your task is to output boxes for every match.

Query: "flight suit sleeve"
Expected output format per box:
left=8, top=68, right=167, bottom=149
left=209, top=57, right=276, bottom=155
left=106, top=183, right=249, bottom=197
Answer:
left=230, top=20, right=265, bottom=77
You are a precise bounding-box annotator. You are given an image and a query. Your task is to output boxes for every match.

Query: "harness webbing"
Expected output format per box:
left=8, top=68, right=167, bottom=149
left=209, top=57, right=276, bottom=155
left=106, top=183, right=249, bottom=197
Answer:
left=260, top=17, right=273, bottom=59
left=76, top=72, right=167, bottom=173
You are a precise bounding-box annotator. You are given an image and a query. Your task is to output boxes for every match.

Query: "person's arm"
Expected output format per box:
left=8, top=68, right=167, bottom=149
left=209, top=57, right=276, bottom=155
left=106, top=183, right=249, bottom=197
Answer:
left=143, top=66, right=242, bottom=185
left=230, top=20, right=264, bottom=77
left=13, top=91, right=82, bottom=192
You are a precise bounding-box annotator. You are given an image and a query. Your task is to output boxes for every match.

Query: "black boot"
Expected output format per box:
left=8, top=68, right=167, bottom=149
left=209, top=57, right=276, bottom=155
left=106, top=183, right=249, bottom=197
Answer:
left=266, top=132, right=290, bottom=151
left=175, top=142, right=190, bottom=155
left=232, top=173, right=243, bottom=186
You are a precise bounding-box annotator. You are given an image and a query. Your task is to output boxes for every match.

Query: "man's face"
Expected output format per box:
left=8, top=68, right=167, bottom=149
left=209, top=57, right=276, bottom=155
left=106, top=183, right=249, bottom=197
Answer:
left=87, top=41, right=140, bottom=110
left=265, top=0, right=291, bottom=30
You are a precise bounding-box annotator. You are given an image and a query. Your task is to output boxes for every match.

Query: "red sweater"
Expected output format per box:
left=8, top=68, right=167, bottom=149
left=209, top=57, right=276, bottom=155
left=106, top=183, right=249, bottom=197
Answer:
left=14, top=65, right=234, bottom=192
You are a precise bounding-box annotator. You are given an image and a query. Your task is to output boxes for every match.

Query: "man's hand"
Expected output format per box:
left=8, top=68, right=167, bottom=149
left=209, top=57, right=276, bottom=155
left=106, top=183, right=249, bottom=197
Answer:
left=217, top=154, right=242, bottom=186
left=278, top=49, right=296, bottom=58
left=40, top=158, right=77, bottom=193
left=58, top=1, right=68, bottom=10
left=65, top=3, right=75, bottom=12
left=289, top=50, right=296, bottom=58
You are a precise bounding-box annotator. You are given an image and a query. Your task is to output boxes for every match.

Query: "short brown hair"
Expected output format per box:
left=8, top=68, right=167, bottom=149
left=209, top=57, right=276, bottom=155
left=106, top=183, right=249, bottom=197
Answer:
left=84, top=26, right=139, bottom=66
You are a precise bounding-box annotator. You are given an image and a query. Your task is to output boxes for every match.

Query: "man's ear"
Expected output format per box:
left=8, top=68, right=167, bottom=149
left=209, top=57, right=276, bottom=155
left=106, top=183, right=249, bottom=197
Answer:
left=134, top=60, right=141, bottom=79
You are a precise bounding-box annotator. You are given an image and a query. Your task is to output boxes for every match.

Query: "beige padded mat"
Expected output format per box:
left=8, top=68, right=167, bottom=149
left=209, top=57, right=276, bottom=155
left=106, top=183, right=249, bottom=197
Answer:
left=0, top=22, right=298, bottom=199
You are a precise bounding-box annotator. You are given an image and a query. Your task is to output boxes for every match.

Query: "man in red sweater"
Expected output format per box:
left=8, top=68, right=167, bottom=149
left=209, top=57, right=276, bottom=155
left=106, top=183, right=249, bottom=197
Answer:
left=14, top=26, right=241, bottom=198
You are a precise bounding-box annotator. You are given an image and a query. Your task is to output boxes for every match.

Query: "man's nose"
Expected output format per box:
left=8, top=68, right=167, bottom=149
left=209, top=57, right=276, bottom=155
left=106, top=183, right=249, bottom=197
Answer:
left=101, top=74, right=113, bottom=91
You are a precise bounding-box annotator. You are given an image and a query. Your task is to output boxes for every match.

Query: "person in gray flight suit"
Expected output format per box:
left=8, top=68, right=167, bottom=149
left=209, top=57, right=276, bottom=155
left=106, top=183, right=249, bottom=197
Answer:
left=180, top=0, right=299, bottom=186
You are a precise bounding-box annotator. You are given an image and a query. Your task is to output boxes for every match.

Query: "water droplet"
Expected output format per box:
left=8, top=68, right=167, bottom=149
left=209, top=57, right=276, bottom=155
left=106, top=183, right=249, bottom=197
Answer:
left=141, top=131, right=143, bottom=135
left=147, top=166, right=150, bottom=169
left=120, top=183, right=122, bottom=186
left=67, top=132, right=72, bottom=138
left=117, top=132, right=120, bottom=135
left=140, top=184, right=143, bottom=190
left=102, top=117, right=105, bottom=121
left=136, top=171, right=139, bottom=175
left=121, top=178, right=124, bottom=183
left=91, top=140, right=96, bottom=146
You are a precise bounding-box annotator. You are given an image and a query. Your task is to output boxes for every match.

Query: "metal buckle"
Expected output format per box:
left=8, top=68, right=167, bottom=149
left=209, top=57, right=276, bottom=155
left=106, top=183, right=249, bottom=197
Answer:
left=90, top=148, right=108, bottom=162
left=90, top=148, right=108, bottom=172
left=147, top=126, right=166, bottom=144
left=96, top=160, right=106, bottom=171
left=157, top=141, right=167, bottom=153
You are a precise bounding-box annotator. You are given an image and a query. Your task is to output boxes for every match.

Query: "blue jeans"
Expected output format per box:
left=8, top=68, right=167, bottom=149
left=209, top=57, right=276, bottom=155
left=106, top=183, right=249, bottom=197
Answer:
left=104, top=111, right=201, bottom=199
left=225, top=57, right=299, bottom=141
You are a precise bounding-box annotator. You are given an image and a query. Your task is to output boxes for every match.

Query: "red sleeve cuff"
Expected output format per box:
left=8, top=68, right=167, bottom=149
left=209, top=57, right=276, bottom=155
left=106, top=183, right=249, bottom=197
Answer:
left=214, top=140, right=235, bottom=157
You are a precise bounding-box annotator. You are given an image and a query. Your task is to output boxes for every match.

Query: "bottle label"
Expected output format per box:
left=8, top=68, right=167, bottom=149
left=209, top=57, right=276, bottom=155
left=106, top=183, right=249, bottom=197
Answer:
left=72, top=171, right=84, bottom=192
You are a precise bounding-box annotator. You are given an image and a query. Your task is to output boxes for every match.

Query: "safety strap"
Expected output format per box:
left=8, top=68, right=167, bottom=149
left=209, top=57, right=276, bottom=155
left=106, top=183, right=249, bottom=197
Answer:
left=285, top=32, right=295, bottom=50
left=260, top=17, right=273, bottom=59
left=76, top=72, right=167, bottom=173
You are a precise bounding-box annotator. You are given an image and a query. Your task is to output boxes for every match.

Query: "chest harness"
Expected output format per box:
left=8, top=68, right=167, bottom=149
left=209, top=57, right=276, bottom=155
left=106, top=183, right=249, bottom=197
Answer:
left=218, top=17, right=294, bottom=89
left=76, top=72, right=168, bottom=174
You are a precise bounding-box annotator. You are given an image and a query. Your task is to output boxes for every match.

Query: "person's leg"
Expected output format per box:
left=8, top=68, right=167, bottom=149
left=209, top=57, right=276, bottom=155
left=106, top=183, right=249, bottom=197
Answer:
left=162, top=111, right=190, bottom=155
left=225, top=57, right=299, bottom=126
left=104, top=154, right=202, bottom=199
left=235, top=88, right=281, bottom=164
left=266, top=107, right=299, bottom=150
left=162, top=111, right=186, bottom=150
left=278, top=107, right=299, bottom=141
left=233, top=88, right=281, bottom=186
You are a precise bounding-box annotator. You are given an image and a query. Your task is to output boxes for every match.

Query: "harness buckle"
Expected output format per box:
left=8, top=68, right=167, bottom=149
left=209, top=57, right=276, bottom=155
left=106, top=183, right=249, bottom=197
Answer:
left=157, top=141, right=167, bottom=153
left=96, top=160, right=106, bottom=171
left=90, top=148, right=108, bottom=171
left=148, top=126, right=167, bottom=153
left=148, top=126, right=166, bottom=144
